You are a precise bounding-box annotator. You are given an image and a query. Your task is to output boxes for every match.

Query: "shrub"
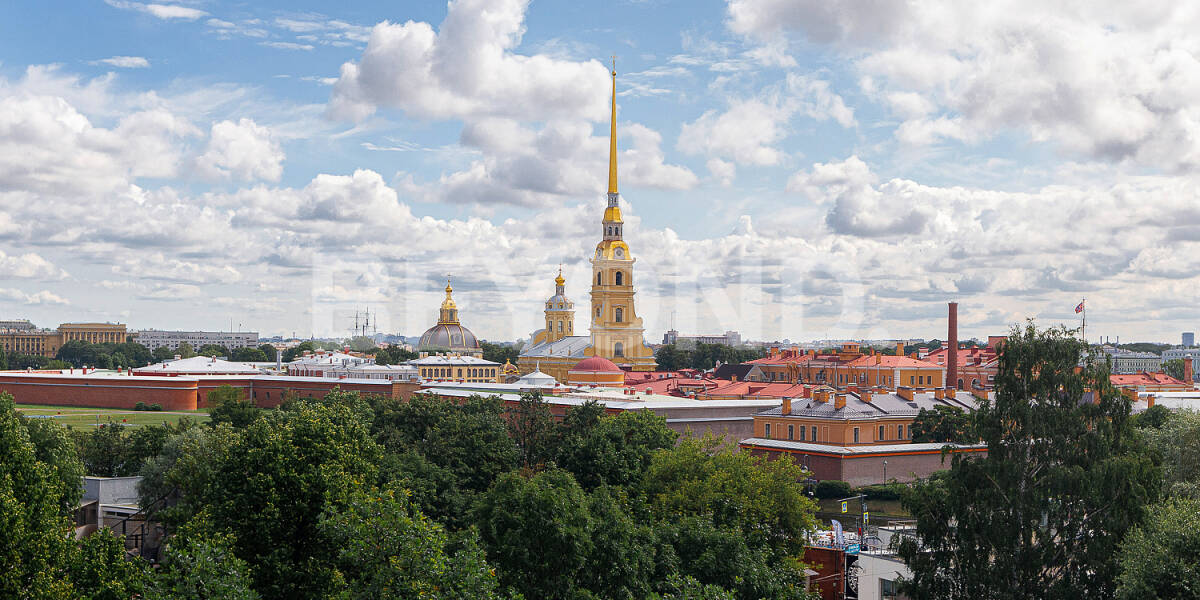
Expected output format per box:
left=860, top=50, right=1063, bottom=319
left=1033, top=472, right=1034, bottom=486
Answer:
left=150, top=404, right=163, bottom=412
left=134, top=402, right=147, bottom=411
left=814, top=480, right=852, bottom=499
left=855, top=483, right=905, bottom=501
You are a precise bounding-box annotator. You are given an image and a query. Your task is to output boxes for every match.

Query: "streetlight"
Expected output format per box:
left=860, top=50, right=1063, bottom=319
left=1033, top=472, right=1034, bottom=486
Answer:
left=882, top=460, right=888, bottom=483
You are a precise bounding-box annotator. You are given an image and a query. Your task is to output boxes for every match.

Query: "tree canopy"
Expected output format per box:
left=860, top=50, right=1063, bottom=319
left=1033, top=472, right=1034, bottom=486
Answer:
left=898, top=324, right=1160, bottom=599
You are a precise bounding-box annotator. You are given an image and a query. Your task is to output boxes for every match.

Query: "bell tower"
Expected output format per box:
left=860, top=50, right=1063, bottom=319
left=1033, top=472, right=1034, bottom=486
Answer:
left=544, top=268, right=574, bottom=344
left=588, top=59, right=655, bottom=370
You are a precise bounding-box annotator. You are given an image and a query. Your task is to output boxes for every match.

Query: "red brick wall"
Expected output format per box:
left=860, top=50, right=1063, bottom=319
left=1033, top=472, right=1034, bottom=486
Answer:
left=0, top=375, right=199, bottom=410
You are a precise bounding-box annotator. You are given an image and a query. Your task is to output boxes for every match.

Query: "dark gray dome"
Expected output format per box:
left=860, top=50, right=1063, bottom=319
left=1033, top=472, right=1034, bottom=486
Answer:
left=418, top=323, right=480, bottom=351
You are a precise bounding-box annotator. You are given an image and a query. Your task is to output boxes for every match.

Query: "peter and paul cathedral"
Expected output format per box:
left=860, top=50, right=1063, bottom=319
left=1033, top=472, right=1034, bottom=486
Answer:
left=519, top=61, right=657, bottom=382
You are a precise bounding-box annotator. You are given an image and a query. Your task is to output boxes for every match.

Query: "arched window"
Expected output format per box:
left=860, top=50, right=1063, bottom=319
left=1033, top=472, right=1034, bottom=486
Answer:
left=557, top=320, right=563, bottom=332
left=614, top=342, right=624, bottom=357
left=595, top=306, right=602, bottom=318
left=615, top=271, right=623, bottom=285
left=568, top=322, right=572, bottom=333
left=597, top=272, right=603, bottom=285
left=615, top=307, right=623, bottom=322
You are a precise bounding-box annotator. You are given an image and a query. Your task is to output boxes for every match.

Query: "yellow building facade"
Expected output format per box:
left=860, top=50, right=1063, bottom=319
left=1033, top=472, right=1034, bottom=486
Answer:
left=0, top=322, right=127, bottom=357
left=518, top=62, right=656, bottom=382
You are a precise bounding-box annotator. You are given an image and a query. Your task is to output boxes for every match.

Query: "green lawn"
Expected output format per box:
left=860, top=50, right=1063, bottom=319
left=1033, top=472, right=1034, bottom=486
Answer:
left=14, top=403, right=210, bottom=428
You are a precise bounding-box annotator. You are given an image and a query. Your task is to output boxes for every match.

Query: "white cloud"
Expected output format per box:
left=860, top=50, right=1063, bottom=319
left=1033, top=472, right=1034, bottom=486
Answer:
left=728, top=0, right=1200, bottom=170
left=261, top=41, right=314, bottom=51
left=0, top=288, right=70, bottom=305
left=0, top=251, right=68, bottom=279
left=415, top=119, right=696, bottom=207
left=91, top=56, right=150, bottom=69
left=105, top=1, right=207, bottom=20
left=678, top=73, right=854, bottom=166
left=195, top=118, right=285, bottom=182
left=328, top=0, right=609, bottom=122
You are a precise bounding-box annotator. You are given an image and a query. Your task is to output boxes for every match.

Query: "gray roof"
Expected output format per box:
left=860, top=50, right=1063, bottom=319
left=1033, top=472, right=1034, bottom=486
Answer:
left=418, top=323, right=480, bottom=351
left=740, top=438, right=986, bottom=455
left=757, top=390, right=980, bottom=421
left=520, top=334, right=591, bottom=359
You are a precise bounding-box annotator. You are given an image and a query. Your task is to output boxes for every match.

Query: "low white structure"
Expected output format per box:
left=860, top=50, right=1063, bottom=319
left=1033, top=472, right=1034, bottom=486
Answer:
left=133, top=355, right=262, bottom=375
left=287, top=351, right=373, bottom=377
left=325, top=363, right=420, bottom=382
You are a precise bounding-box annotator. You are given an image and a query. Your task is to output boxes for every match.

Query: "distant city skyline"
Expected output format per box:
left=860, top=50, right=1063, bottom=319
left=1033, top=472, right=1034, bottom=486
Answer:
left=3, top=1, right=1200, bottom=342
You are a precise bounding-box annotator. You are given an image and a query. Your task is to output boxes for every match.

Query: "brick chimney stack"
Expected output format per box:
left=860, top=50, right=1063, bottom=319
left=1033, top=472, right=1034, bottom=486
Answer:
left=1185, top=357, right=1194, bottom=385
left=948, top=302, right=959, bottom=390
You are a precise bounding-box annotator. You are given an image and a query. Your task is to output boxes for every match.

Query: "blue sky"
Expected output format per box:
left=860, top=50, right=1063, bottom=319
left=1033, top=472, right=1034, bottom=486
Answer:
left=1, top=0, right=1198, bottom=344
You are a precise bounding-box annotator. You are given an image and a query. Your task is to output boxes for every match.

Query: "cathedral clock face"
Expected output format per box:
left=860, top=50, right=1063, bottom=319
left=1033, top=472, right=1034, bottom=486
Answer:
left=615, top=248, right=624, bottom=258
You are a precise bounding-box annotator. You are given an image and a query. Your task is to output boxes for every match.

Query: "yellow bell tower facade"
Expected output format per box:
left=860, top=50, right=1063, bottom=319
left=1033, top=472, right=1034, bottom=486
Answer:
left=544, top=269, right=574, bottom=344
left=588, top=61, right=656, bottom=371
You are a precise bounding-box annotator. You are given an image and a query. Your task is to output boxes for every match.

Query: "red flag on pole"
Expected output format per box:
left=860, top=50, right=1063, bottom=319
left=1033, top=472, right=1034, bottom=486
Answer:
left=1075, top=300, right=1085, bottom=314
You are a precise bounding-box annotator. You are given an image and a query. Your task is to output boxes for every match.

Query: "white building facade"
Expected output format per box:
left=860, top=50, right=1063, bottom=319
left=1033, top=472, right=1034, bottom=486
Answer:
left=133, top=330, right=259, bottom=351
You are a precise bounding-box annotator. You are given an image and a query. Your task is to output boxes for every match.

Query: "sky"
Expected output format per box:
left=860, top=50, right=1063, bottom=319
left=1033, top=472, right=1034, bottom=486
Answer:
left=1, top=0, right=1199, bottom=344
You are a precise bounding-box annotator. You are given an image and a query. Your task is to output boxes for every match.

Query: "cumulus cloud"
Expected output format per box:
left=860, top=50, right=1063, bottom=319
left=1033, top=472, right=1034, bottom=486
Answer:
left=728, top=0, right=1200, bottom=171
left=195, top=118, right=285, bottom=182
left=0, top=251, right=68, bottom=279
left=0, top=288, right=70, bottom=305
left=0, top=92, right=200, bottom=195
left=413, top=118, right=696, bottom=207
left=328, top=0, right=609, bottom=122
left=678, top=73, right=854, bottom=167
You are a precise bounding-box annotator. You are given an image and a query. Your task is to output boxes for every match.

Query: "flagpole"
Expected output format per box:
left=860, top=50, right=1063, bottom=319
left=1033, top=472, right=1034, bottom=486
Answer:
left=1081, top=298, right=1087, bottom=346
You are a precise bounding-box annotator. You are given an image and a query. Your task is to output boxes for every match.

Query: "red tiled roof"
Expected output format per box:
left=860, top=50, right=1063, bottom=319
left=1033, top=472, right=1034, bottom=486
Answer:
left=845, top=355, right=940, bottom=369
left=704, top=381, right=809, bottom=398
left=1111, top=372, right=1189, bottom=387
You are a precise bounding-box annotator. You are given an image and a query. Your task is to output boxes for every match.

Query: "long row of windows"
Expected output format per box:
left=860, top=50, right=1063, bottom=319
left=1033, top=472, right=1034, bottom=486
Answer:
left=763, top=422, right=908, bottom=443
left=419, top=367, right=497, bottom=379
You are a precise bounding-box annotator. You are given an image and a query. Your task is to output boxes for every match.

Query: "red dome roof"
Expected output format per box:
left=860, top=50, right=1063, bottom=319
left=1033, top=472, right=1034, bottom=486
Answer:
left=570, top=356, right=622, bottom=373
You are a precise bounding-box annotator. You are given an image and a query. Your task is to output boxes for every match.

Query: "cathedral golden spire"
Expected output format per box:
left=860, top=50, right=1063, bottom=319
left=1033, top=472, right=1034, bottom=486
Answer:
left=438, top=276, right=459, bottom=324
left=607, top=56, right=618, bottom=196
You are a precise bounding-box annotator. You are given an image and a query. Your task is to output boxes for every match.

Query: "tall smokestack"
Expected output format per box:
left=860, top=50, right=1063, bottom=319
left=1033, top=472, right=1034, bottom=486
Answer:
left=948, top=302, right=959, bottom=390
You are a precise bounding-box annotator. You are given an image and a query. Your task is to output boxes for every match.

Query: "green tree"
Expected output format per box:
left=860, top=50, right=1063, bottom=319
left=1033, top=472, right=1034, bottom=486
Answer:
left=1164, top=357, right=1186, bottom=381
left=1143, top=408, right=1200, bottom=498
left=257, top=343, right=278, bottom=361
left=22, top=416, right=86, bottom=514
left=897, top=325, right=1160, bottom=599
left=1133, top=403, right=1171, bottom=429
left=56, top=339, right=101, bottom=368
left=909, top=405, right=977, bottom=443
left=508, top=391, right=559, bottom=469
left=640, top=435, right=817, bottom=598
left=320, top=488, right=504, bottom=599
left=480, top=341, right=520, bottom=366
left=557, top=407, right=677, bottom=489
left=147, top=524, right=259, bottom=600
left=177, top=399, right=384, bottom=599
left=138, top=425, right=240, bottom=528
left=0, top=393, right=144, bottom=598
left=348, top=336, right=377, bottom=353
left=206, top=385, right=262, bottom=428
left=475, top=469, right=593, bottom=599
left=281, top=341, right=314, bottom=362
left=370, top=394, right=517, bottom=527
left=230, top=347, right=269, bottom=362
left=176, top=342, right=196, bottom=359
left=197, top=344, right=229, bottom=357
left=1116, top=496, right=1200, bottom=600
left=654, top=344, right=691, bottom=371
left=151, top=346, right=175, bottom=363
